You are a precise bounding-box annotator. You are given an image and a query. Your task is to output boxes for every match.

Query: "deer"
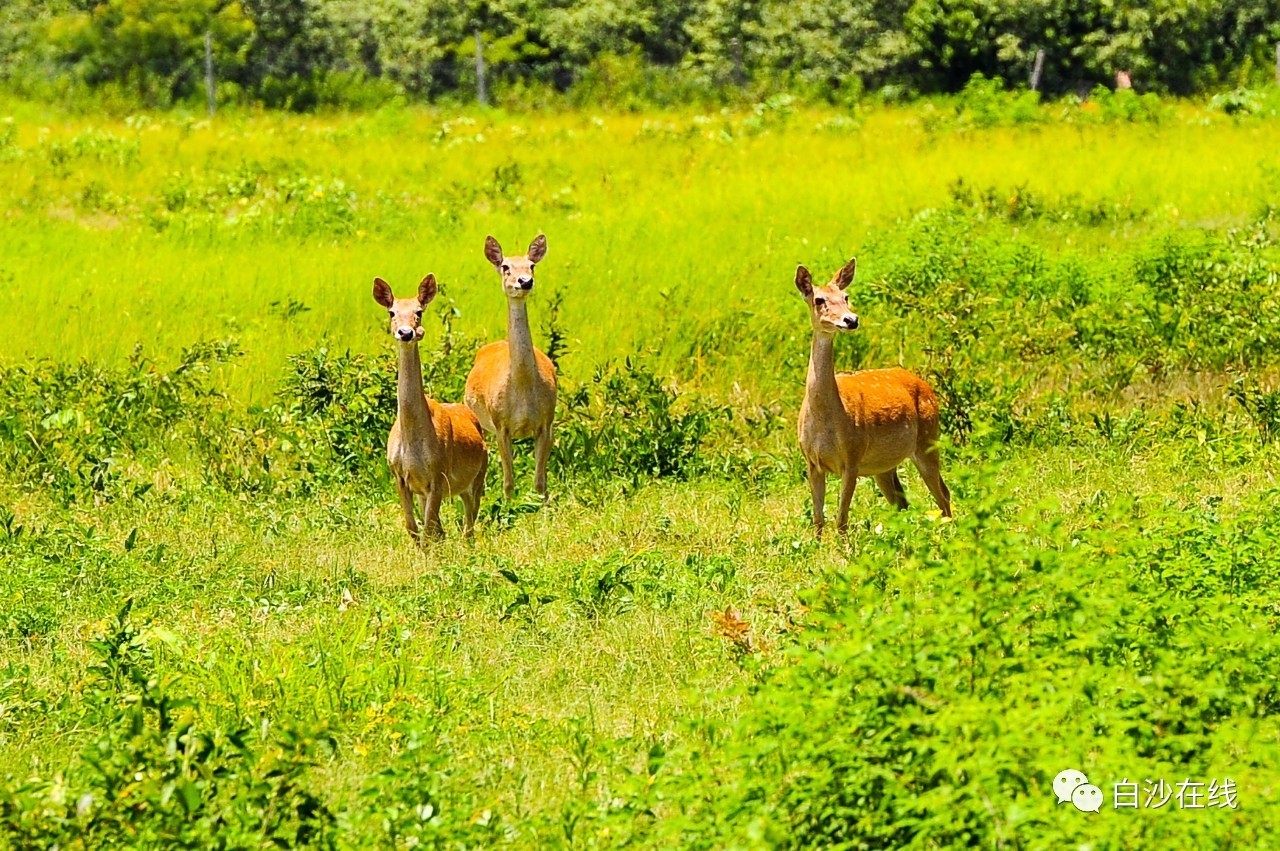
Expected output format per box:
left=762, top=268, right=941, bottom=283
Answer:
left=795, top=258, right=952, bottom=538
left=374, top=274, right=488, bottom=545
left=464, top=234, right=557, bottom=501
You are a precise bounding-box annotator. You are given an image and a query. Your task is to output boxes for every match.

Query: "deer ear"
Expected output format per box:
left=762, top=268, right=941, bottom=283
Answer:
left=373, top=277, right=394, bottom=308
left=528, top=233, right=547, bottom=264
left=834, top=257, right=857, bottom=290
left=795, top=265, right=813, bottom=298
left=418, top=274, right=438, bottom=306
left=484, top=235, right=504, bottom=267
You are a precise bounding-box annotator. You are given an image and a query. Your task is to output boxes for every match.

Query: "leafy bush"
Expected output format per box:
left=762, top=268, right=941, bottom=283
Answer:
left=954, top=74, right=1042, bottom=128
left=666, top=473, right=1280, bottom=846
left=273, top=311, right=480, bottom=477
left=1229, top=376, right=1280, bottom=443
left=554, top=359, right=724, bottom=484
left=0, top=601, right=336, bottom=848
left=0, top=341, right=239, bottom=503
left=1082, top=85, right=1170, bottom=123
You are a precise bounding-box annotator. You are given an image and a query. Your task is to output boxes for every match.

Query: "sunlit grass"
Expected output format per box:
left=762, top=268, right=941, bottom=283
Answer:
left=2, top=94, right=1280, bottom=844
left=0, top=99, right=1275, bottom=401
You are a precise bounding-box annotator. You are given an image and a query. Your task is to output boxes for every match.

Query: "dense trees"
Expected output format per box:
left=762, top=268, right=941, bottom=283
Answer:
left=1, top=0, right=1277, bottom=107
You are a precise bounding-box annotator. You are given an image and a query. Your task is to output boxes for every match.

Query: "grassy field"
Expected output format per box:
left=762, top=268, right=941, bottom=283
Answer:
left=2, top=88, right=1280, bottom=847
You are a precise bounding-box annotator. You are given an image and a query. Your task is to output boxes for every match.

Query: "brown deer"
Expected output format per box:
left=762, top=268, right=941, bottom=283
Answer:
left=374, top=275, right=487, bottom=544
left=795, top=258, right=952, bottom=537
left=465, top=234, right=557, bottom=500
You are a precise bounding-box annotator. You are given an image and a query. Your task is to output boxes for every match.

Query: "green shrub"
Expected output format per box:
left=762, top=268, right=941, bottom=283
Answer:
left=554, top=358, right=725, bottom=484
left=0, top=341, right=239, bottom=503
left=955, top=74, right=1042, bottom=128
left=666, top=473, right=1280, bottom=846
left=1228, top=376, right=1280, bottom=443
left=0, top=601, right=337, bottom=848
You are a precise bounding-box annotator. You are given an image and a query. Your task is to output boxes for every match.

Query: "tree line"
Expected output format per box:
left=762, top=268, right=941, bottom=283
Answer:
left=2, top=0, right=1278, bottom=110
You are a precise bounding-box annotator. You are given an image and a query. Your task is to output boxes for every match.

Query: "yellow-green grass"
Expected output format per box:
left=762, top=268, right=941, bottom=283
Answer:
left=3, top=94, right=1280, bottom=845
left=0, top=99, right=1275, bottom=401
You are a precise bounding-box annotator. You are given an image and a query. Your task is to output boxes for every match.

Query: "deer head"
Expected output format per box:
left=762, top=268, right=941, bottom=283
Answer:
left=795, top=258, right=859, bottom=335
left=373, top=275, right=438, bottom=343
left=484, top=234, right=547, bottom=299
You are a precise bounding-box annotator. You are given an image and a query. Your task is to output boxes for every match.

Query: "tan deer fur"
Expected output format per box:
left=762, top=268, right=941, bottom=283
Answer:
left=375, top=275, right=488, bottom=544
left=465, top=234, right=557, bottom=499
left=795, top=258, right=952, bottom=537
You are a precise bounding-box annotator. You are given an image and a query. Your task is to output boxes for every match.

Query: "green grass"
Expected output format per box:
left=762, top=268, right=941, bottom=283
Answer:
left=0, top=98, right=1276, bottom=400
left=2, top=92, right=1280, bottom=846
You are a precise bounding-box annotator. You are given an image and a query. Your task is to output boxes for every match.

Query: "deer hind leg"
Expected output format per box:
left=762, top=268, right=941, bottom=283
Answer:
left=460, top=466, right=485, bottom=539
left=497, top=429, right=515, bottom=500
left=874, top=469, right=909, bottom=510
left=533, top=423, right=552, bottom=500
left=396, top=476, right=419, bottom=540
left=420, top=490, right=445, bottom=542
left=835, top=473, right=858, bottom=536
left=911, top=448, right=952, bottom=518
left=807, top=463, right=827, bottom=538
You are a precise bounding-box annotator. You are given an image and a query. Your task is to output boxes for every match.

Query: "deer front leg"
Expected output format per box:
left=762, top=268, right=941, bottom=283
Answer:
left=807, top=463, right=826, bottom=538
left=534, top=423, right=552, bottom=500
left=396, top=476, right=419, bottom=539
left=497, top=429, right=515, bottom=500
left=836, top=473, right=858, bottom=536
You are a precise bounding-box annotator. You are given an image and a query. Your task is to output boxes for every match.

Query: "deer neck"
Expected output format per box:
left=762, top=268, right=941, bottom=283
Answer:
left=506, top=298, right=537, bottom=380
left=805, top=331, right=843, bottom=415
left=396, top=341, right=437, bottom=440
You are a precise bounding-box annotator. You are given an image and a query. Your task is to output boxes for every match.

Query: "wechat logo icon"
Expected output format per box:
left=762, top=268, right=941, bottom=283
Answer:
left=1054, top=769, right=1103, bottom=813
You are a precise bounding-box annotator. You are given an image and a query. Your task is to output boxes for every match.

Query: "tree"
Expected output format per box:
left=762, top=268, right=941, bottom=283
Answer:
left=50, top=0, right=253, bottom=105
left=238, top=0, right=337, bottom=106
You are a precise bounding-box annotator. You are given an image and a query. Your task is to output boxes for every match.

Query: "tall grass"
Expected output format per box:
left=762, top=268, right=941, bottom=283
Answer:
left=2, top=92, right=1280, bottom=846
left=0, top=96, right=1275, bottom=400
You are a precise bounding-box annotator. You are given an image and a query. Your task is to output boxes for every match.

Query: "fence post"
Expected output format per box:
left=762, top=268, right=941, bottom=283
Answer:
left=1029, top=49, right=1045, bottom=92
left=475, top=30, right=488, bottom=106
left=204, top=31, right=216, bottom=117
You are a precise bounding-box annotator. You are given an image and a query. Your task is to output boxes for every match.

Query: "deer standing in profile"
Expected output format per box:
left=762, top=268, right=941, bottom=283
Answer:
left=465, top=234, right=557, bottom=500
left=374, top=275, right=487, bottom=544
left=795, top=258, right=952, bottom=537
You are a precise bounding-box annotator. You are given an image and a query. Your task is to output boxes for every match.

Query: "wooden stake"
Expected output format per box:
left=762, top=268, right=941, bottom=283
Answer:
left=1029, top=49, right=1045, bottom=92
left=204, top=31, right=216, bottom=117
left=475, top=30, right=488, bottom=107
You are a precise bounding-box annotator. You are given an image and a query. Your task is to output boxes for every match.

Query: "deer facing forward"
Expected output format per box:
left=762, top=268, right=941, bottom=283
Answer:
left=795, top=258, right=951, bottom=537
left=375, top=275, right=488, bottom=544
left=465, top=234, right=558, bottom=500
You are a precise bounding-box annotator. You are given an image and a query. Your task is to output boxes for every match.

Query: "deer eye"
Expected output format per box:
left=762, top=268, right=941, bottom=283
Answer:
left=814, top=297, right=826, bottom=306
left=501, top=264, right=510, bottom=273
left=415, top=310, right=423, bottom=318
left=387, top=309, right=394, bottom=316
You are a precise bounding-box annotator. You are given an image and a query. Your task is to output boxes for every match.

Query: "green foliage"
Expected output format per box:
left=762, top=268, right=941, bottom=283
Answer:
left=0, top=341, right=239, bottom=503
left=953, top=73, right=1042, bottom=127
left=853, top=204, right=1280, bottom=445
left=1, top=102, right=1280, bottom=847
left=49, top=0, right=254, bottom=107
left=4, top=0, right=1280, bottom=106
left=1229, top=376, right=1280, bottom=443
left=555, top=359, right=724, bottom=484
left=0, top=601, right=337, bottom=847
left=273, top=320, right=478, bottom=480
left=668, top=474, right=1280, bottom=845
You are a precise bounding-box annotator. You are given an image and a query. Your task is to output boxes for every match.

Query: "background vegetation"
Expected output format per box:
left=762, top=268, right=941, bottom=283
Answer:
left=1, top=0, right=1280, bottom=110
